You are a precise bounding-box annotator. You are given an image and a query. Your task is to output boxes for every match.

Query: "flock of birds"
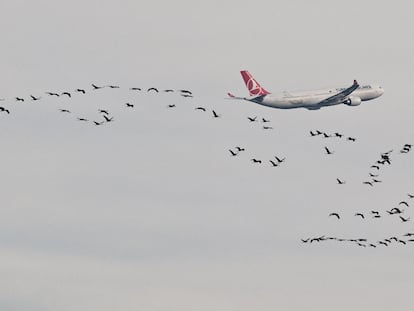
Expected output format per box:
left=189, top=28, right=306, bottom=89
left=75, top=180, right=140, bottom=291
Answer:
left=301, top=230, right=414, bottom=248
left=218, top=115, right=413, bottom=249
left=327, top=194, right=413, bottom=222
left=302, top=144, right=413, bottom=249
left=226, top=116, right=287, bottom=167
left=1, top=80, right=413, bottom=251
left=0, top=84, right=194, bottom=125
left=228, top=146, right=286, bottom=167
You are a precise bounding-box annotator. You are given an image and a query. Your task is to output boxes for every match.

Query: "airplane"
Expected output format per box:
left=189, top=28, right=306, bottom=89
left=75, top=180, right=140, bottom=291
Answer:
left=228, top=70, right=384, bottom=110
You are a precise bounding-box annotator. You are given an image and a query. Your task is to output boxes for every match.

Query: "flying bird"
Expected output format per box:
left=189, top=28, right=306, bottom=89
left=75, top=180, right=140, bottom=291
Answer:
left=399, top=201, right=409, bottom=207
left=92, top=84, right=103, bottom=90
left=167, top=104, right=176, bottom=108
left=93, top=121, right=104, bottom=126
left=125, top=103, right=134, bottom=108
left=387, top=207, right=403, bottom=214
left=347, top=137, right=356, bottom=142
left=383, top=158, right=391, bottom=165
left=107, top=85, right=120, bottom=89
left=46, top=92, right=60, bottom=97
left=76, top=89, right=86, bottom=94
left=235, top=146, right=245, bottom=152
left=195, top=107, right=206, bottom=111
left=77, top=117, right=88, bottom=122
left=30, top=95, right=41, bottom=101
left=363, top=181, right=373, bottom=186
left=334, top=132, right=343, bottom=138
left=180, top=90, right=192, bottom=95
left=400, top=216, right=410, bottom=222
left=355, top=213, right=365, bottom=219
left=147, top=87, right=159, bottom=93
left=164, top=89, right=174, bottom=92
left=228, top=149, right=238, bottom=157
left=61, top=92, right=71, bottom=97
left=370, top=165, right=380, bottom=170
left=263, top=126, right=273, bottom=130
left=381, top=153, right=391, bottom=159
left=103, top=115, right=114, bottom=122
left=269, top=160, right=278, bottom=167
left=251, top=158, right=262, bottom=164
left=408, top=193, right=414, bottom=199
left=59, top=109, right=70, bottom=113
left=247, top=116, right=257, bottom=122
left=212, top=110, right=220, bottom=118
left=130, top=87, right=141, bottom=91
left=15, top=97, right=24, bottom=101
left=336, top=178, right=346, bottom=185
left=262, top=118, right=270, bottom=123
left=274, top=156, right=285, bottom=163
left=329, top=212, right=340, bottom=219
left=324, top=146, right=334, bottom=155
left=98, top=109, right=109, bottom=115
left=0, top=107, right=10, bottom=114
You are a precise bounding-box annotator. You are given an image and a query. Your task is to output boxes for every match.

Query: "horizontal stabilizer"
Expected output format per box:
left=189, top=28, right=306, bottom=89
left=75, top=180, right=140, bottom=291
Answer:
left=226, top=92, right=245, bottom=100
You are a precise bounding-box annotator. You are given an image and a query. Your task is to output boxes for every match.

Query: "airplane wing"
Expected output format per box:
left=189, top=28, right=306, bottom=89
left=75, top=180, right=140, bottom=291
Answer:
left=317, top=80, right=359, bottom=106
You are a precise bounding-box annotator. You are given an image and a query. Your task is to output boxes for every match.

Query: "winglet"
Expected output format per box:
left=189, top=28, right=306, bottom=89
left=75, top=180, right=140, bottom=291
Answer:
left=353, top=79, right=359, bottom=87
left=227, top=92, right=236, bottom=98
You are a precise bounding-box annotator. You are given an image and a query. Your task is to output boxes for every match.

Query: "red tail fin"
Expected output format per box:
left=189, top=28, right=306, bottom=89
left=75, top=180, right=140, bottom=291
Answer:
left=240, top=70, right=270, bottom=96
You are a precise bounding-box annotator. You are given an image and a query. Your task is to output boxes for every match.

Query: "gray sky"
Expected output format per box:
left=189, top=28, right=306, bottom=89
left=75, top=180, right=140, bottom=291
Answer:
left=1, top=1, right=414, bottom=310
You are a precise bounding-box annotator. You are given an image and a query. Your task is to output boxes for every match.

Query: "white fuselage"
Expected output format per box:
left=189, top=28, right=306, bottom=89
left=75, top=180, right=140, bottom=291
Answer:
left=247, top=84, right=384, bottom=109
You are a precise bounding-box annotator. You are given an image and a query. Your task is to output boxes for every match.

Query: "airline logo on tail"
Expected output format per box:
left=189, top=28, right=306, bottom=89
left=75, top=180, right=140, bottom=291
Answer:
left=240, top=70, right=270, bottom=96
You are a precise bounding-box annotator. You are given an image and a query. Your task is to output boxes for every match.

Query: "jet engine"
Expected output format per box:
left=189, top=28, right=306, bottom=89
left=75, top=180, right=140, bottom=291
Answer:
left=344, top=96, right=361, bottom=106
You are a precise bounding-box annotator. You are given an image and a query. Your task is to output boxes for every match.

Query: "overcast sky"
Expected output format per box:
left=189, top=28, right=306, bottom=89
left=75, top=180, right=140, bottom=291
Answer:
left=1, top=1, right=414, bottom=310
